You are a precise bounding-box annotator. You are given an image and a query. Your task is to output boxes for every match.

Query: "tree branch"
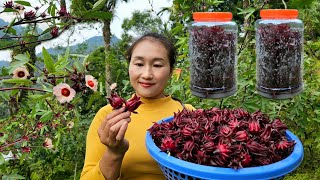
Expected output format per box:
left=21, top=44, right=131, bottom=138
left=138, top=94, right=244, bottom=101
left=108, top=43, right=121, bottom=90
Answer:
left=0, top=87, right=49, bottom=92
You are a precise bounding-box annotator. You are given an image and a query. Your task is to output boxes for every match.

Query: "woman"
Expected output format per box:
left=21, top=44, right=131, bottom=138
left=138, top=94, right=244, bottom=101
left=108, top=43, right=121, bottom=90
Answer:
left=81, top=33, right=193, bottom=180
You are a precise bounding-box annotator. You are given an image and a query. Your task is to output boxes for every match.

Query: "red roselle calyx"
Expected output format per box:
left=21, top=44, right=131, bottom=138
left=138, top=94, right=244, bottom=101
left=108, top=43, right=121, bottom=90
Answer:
left=4, top=1, right=13, bottom=8
left=107, top=93, right=142, bottom=114
left=107, top=93, right=125, bottom=109
left=125, top=94, right=142, bottom=114
left=160, top=137, right=176, bottom=153
left=148, top=108, right=295, bottom=169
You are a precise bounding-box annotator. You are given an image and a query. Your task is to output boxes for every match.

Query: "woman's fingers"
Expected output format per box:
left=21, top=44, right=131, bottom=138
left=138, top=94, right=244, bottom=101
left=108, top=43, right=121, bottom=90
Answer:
left=99, top=107, right=125, bottom=135
left=107, top=117, right=131, bottom=143
left=106, top=110, right=131, bottom=128
left=116, top=121, right=128, bottom=141
left=98, top=108, right=131, bottom=148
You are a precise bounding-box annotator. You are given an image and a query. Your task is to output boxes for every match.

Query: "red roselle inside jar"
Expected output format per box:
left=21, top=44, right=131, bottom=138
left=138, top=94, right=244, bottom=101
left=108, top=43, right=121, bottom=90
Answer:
left=188, top=12, right=238, bottom=99
left=255, top=9, right=304, bottom=99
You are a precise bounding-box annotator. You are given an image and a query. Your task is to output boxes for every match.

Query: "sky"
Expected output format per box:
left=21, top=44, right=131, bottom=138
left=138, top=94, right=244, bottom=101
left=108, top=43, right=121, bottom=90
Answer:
left=0, top=0, right=172, bottom=61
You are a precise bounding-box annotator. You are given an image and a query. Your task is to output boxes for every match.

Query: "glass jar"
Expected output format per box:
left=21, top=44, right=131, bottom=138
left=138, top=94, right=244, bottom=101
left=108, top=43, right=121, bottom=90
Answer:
left=255, top=9, right=304, bottom=99
left=188, top=12, right=238, bottom=98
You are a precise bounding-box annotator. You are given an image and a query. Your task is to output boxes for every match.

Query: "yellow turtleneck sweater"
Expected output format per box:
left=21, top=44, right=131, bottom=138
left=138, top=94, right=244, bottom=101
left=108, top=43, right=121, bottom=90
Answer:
left=81, top=95, right=194, bottom=180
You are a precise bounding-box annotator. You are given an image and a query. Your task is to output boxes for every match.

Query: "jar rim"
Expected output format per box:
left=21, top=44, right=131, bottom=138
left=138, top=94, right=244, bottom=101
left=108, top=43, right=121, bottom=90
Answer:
left=260, top=9, right=299, bottom=19
left=193, top=12, right=232, bottom=22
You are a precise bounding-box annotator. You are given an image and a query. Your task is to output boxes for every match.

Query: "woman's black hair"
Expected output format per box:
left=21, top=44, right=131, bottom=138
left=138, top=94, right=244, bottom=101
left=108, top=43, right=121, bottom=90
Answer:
left=126, top=32, right=176, bottom=69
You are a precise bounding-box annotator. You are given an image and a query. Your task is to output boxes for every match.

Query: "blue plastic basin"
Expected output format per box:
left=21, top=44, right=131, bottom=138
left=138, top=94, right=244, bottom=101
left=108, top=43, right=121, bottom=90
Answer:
left=145, top=116, right=304, bottom=180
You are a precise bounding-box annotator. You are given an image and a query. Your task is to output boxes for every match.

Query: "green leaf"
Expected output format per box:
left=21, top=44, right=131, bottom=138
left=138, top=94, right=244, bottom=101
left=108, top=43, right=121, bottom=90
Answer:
left=14, top=54, right=30, bottom=63
left=2, top=174, right=25, bottom=180
left=42, top=47, right=55, bottom=73
left=26, top=62, right=37, bottom=72
left=50, top=4, right=57, bottom=17
left=28, top=94, right=51, bottom=101
left=237, top=7, right=255, bottom=15
left=3, top=8, right=17, bottom=12
left=7, top=27, right=17, bottom=35
left=2, top=79, right=33, bottom=85
left=39, top=27, right=52, bottom=36
left=40, top=111, right=53, bottom=122
left=0, top=154, right=5, bottom=165
left=83, top=11, right=113, bottom=20
left=0, top=92, right=10, bottom=101
left=73, top=61, right=84, bottom=72
left=245, top=10, right=255, bottom=20
left=15, top=1, right=31, bottom=6
left=64, top=46, right=70, bottom=59
left=92, top=0, right=107, bottom=10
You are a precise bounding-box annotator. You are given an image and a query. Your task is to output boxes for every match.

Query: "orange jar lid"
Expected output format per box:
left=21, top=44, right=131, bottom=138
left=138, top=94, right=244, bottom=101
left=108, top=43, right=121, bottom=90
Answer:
left=193, top=12, right=232, bottom=22
left=260, top=9, right=298, bottom=19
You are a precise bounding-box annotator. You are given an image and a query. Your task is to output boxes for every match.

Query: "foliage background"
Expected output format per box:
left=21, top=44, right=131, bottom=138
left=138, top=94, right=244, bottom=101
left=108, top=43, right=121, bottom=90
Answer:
left=1, top=0, right=320, bottom=179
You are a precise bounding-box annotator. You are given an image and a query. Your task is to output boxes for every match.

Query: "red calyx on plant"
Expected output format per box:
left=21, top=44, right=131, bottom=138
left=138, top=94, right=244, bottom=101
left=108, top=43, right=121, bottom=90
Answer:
left=51, top=26, right=59, bottom=37
left=3, top=1, right=13, bottom=8
left=148, top=108, right=295, bottom=169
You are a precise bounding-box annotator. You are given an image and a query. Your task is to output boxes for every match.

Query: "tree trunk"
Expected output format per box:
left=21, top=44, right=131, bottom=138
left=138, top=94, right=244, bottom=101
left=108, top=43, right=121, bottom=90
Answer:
left=103, top=20, right=112, bottom=97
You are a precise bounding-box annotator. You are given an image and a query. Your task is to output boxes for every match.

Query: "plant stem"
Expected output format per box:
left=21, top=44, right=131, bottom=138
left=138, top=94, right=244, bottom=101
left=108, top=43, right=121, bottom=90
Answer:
left=0, top=87, right=49, bottom=92
left=282, top=0, right=287, bottom=9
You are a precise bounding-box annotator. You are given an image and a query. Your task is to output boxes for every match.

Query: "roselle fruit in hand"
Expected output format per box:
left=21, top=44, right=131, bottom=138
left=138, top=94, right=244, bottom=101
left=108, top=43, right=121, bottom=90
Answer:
left=148, top=108, right=295, bottom=169
left=107, top=93, right=142, bottom=114
left=125, top=94, right=143, bottom=114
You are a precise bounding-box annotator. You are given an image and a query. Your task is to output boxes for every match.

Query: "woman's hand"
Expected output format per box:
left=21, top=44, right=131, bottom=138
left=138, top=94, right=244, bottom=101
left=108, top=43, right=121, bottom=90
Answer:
left=98, top=107, right=131, bottom=156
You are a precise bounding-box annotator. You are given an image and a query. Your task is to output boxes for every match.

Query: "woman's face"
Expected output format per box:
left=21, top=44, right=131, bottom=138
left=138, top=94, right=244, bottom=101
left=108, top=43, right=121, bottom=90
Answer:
left=129, top=38, right=171, bottom=99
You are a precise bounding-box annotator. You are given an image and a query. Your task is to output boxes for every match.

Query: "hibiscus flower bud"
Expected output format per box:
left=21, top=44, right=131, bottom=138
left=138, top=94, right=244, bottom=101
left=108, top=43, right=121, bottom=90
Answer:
left=36, top=122, right=43, bottom=129
left=58, top=7, right=69, bottom=16
left=21, top=146, right=31, bottom=153
left=3, top=1, right=13, bottom=8
left=40, top=12, right=46, bottom=18
left=51, top=26, right=59, bottom=37
left=160, top=137, right=176, bottom=153
left=85, top=75, right=98, bottom=92
left=125, top=94, right=142, bottom=114
left=248, top=120, right=260, bottom=134
left=107, top=93, right=125, bottom=109
left=24, top=10, right=36, bottom=20
left=22, top=135, right=29, bottom=141
left=234, top=130, right=248, bottom=142
left=12, top=66, right=30, bottom=79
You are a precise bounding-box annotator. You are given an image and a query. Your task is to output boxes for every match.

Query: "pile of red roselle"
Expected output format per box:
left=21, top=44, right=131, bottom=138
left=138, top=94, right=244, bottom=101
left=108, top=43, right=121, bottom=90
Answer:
left=148, top=108, right=295, bottom=169
left=107, top=93, right=142, bottom=114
